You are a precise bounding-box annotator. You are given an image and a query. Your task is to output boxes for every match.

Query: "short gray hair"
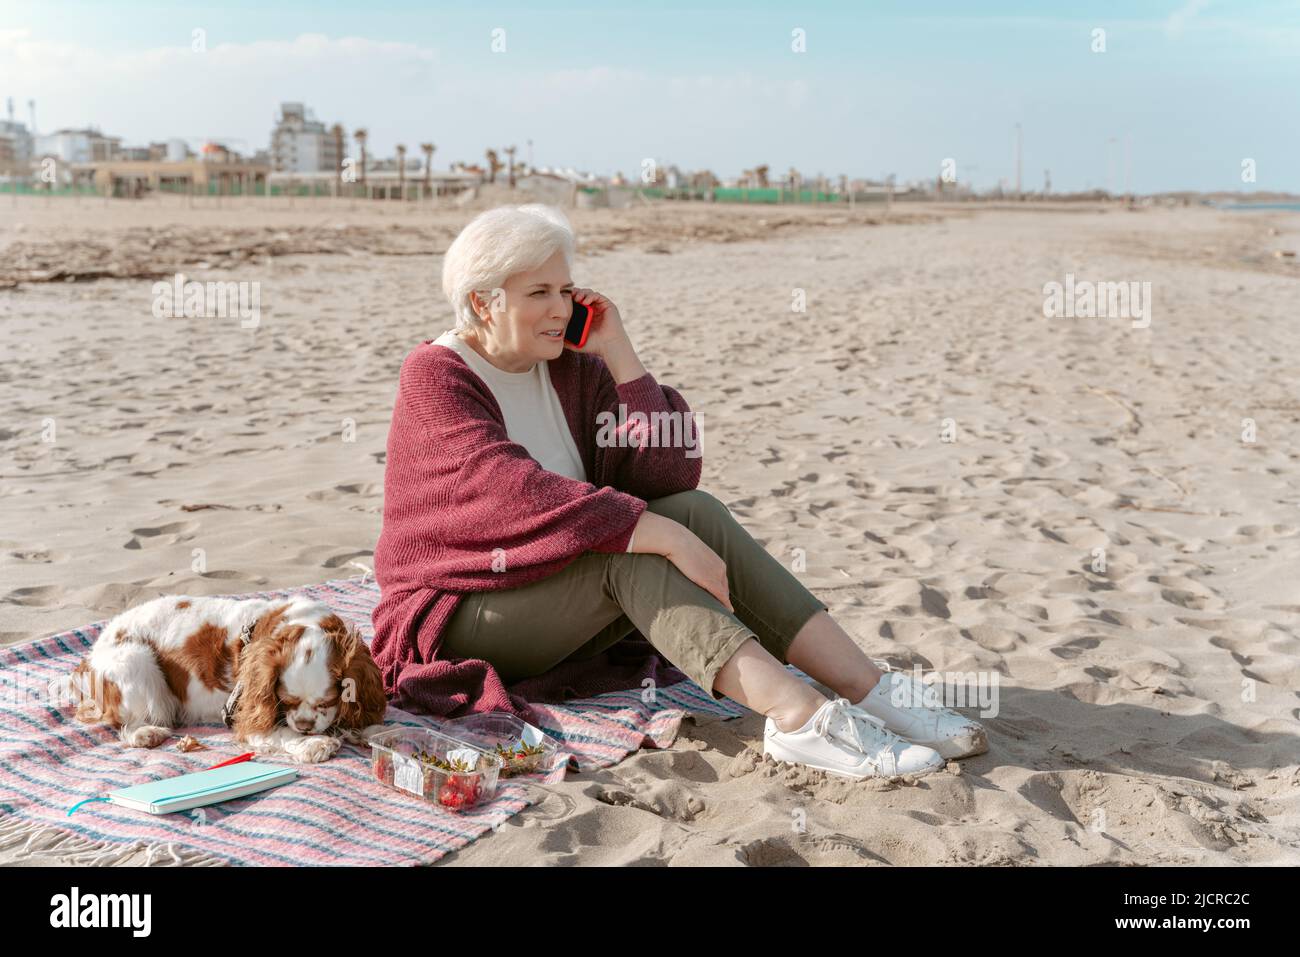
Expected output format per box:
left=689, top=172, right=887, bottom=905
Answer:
left=441, top=204, right=576, bottom=332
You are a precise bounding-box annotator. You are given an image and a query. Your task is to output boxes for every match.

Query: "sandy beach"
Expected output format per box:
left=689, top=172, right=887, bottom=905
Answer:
left=2, top=195, right=1298, bottom=865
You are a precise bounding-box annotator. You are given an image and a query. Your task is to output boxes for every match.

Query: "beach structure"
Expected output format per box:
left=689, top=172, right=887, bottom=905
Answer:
left=628, top=174, right=924, bottom=204
left=270, top=102, right=342, bottom=173
left=67, top=147, right=269, bottom=197
left=0, top=98, right=34, bottom=171
left=115, top=141, right=186, bottom=163
left=265, top=167, right=478, bottom=199
left=34, top=127, right=121, bottom=164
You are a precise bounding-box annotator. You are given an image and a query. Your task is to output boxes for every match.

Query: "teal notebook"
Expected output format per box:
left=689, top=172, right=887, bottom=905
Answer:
left=105, top=762, right=298, bottom=815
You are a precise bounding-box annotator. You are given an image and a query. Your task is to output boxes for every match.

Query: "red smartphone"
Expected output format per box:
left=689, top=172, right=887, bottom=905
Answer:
left=564, top=298, right=594, bottom=348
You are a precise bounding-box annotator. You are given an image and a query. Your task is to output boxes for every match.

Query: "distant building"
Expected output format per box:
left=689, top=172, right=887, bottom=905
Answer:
left=1, top=95, right=34, bottom=169
left=266, top=166, right=477, bottom=199
left=70, top=156, right=270, bottom=197
left=0, top=121, right=32, bottom=168
left=34, top=128, right=121, bottom=164
left=270, top=102, right=341, bottom=173
left=200, top=141, right=241, bottom=163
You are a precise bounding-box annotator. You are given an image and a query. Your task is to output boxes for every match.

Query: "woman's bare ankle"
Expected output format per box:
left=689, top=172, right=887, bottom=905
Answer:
left=709, top=637, right=831, bottom=734
left=769, top=688, right=827, bottom=734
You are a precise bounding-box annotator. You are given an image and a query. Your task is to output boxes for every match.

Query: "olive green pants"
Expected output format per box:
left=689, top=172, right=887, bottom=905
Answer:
left=440, top=489, right=829, bottom=700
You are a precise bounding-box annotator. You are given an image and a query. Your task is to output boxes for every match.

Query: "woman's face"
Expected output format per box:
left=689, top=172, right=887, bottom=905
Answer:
left=472, top=248, right=573, bottom=369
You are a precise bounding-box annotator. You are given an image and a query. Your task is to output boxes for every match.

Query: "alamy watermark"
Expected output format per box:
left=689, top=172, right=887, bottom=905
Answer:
left=1042, top=273, right=1151, bottom=329
left=151, top=272, right=261, bottom=328
left=595, top=404, right=703, bottom=459
left=887, top=665, right=1000, bottom=718
left=49, top=887, right=151, bottom=937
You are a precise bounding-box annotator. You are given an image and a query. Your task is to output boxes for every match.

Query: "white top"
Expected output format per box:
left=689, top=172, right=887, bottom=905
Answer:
left=433, top=329, right=635, bottom=551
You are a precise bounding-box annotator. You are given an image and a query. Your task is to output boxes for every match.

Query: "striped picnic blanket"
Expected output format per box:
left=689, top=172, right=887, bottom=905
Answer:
left=0, top=576, right=743, bottom=866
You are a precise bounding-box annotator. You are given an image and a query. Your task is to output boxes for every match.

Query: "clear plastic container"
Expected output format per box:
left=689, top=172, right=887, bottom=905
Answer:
left=369, top=726, right=501, bottom=811
left=442, top=713, right=563, bottom=779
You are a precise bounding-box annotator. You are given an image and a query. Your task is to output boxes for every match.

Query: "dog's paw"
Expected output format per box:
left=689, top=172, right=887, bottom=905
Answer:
left=338, top=723, right=387, bottom=746
left=123, top=725, right=172, bottom=748
left=287, top=735, right=341, bottom=764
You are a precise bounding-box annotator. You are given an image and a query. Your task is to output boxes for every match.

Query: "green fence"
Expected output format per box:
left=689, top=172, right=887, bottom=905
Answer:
left=1, top=181, right=370, bottom=198
left=605, top=186, right=845, bottom=203
left=712, top=187, right=841, bottom=203
left=0, top=183, right=100, bottom=196
left=4, top=181, right=850, bottom=202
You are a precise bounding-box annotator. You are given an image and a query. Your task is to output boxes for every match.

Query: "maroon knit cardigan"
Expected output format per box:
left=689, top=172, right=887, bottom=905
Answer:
left=371, top=339, right=703, bottom=722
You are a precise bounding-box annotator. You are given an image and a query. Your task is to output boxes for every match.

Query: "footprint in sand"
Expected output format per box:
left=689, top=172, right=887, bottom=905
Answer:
left=1016, top=769, right=1119, bottom=828
left=1176, top=616, right=1267, bottom=641
left=322, top=550, right=374, bottom=569
left=306, top=482, right=383, bottom=502
left=979, top=572, right=1041, bottom=599
left=591, top=780, right=705, bottom=822
left=960, top=624, right=1023, bottom=652
left=2, top=584, right=62, bottom=607
left=737, top=834, right=884, bottom=866
left=865, top=580, right=952, bottom=619
left=124, top=520, right=200, bottom=550
left=1092, top=609, right=1156, bottom=629
left=1229, top=524, right=1298, bottom=543
left=4, top=547, right=64, bottom=563
left=1049, top=636, right=1101, bottom=660
left=1151, top=575, right=1225, bottom=612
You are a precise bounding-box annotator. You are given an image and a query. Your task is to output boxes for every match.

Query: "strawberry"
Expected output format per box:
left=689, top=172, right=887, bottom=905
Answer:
left=438, top=782, right=468, bottom=810
left=437, top=773, right=485, bottom=810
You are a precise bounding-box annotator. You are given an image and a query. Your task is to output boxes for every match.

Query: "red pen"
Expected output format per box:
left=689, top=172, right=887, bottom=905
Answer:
left=205, top=752, right=255, bottom=770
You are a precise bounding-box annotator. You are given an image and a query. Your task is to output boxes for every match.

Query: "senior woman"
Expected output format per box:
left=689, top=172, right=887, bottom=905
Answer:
left=371, top=204, right=987, bottom=780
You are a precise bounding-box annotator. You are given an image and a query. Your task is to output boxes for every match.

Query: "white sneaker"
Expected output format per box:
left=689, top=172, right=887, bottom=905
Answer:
left=854, top=670, right=989, bottom=760
left=763, top=697, right=945, bottom=779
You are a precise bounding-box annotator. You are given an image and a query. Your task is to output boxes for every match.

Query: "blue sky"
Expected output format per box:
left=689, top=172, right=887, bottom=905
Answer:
left=2, top=0, right=1297, bottom=192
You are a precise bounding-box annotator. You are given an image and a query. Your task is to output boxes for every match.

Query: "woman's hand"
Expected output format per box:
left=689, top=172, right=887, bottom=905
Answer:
left=664, top=527, right=734, bottom=614
left=566, top=288, right=626, bottom=357
left=569, top=287, right=646, bottom=383
left=628, top=511, right=733, bottom=612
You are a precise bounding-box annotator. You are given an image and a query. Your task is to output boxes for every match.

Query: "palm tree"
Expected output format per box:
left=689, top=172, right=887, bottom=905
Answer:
left=353, top=129, right=368, bottom=186
left=420, top=143, right=435, bottom=197
left=396, top=144, right=407, bottom=200
left=485, top=149, right=500, bottom=184
left=330, top=124, right=345, bottom=187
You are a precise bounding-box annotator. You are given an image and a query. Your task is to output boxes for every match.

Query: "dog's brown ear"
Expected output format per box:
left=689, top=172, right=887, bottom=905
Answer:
left=323, top=615, right=387, bottom=730
left=231, top=631, right=291, bottom=740
left=247, top=603, right=293, bottom=646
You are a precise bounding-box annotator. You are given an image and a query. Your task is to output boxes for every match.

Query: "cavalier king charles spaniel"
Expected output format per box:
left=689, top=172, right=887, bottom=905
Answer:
left=50, top=595, right=388, bottom=763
